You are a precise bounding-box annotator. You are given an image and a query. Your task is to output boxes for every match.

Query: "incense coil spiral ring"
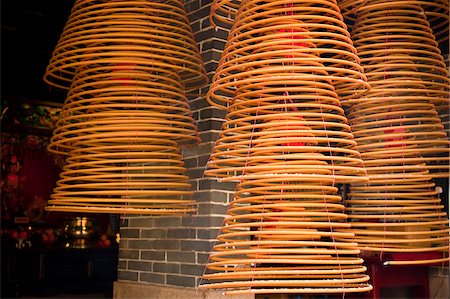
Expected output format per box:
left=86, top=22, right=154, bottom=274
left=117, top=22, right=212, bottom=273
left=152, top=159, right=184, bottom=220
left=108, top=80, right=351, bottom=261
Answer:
left=44, top=0, right=207, bottom=91
left=205, top=74, right=367, bottom=183
left=338, top=0, right=449, bottom=44
left=344, top=0, right=450, bottom=177
left=46, top=63, right=199, bottom=214
left=47, top=138, right=197, bottom=214
left=345, top=1, right=449, bottom=107
left=207, top=0, right=369, bottom=109
left=201, top=172, right=372, bottom=294
left=343, top=165, right=450, bottom=264
left=48, top=62, right=199, bottom=155
left=347, top=100, right=450, bottom=176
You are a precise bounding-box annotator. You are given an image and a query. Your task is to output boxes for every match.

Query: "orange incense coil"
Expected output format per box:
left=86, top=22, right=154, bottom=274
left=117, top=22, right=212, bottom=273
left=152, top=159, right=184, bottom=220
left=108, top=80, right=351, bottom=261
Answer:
left=207, top=0, right=369, bottom=109
left=343, top=164, right=450, bottom=265
left=201, top=170, right=372, bottom=294
left=46, top=62, right=199, bottom=215
left=201, top=154, right=371, bottom=294
left=346, top=0, right=450, bottom=109
left=347, top=99, right=450, bottom=177
left=44, top=0, right=207, bottom=91
left=206, top=75, right=367, bottom=183
left=338, top=0, right=449, bottom=45
left=48, top=62, right=199, bottom=156
left=201, top=109, right=371, bottom=294
left=343, top=0, right=450, bottom=177
left=46, top=138, right=196, bottom=214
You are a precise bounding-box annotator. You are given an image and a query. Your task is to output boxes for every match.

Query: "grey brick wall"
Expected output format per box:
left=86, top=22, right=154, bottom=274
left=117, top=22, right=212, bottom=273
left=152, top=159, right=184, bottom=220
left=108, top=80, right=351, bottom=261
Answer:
left=117, top=0, right=234, bottom=288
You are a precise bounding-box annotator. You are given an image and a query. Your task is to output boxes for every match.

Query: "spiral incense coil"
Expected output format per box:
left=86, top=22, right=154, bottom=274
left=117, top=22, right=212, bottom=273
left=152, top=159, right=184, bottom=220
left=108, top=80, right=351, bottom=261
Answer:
left=44, top=0, right=207, bottom=91
left=419, top=0, right=450, bottom=44
left=343, top=163, right=450, bottom=265
left=347, top=99, right=450, bottom=177
left=48, top=62, right=199, bottom=156
left=200, top=119, right=372, bottom=294
left=46, top=137, right=197, bottom=214
left=205, top=72, right=367, bottom=183
left=343, top=0, right=450, bottom=177
left=207, top=0, right=369, bottom=109
left=346, top=0, right=449, bottom=108
left=210, top=0, right=241, bottom=27
left=338, top=0, right=449, bottom=45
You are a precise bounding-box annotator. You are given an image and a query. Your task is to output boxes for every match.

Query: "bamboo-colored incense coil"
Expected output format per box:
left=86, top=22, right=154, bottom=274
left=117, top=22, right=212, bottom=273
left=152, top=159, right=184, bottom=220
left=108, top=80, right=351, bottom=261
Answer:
left=348, top=2, right=449, bottom=104
left=48, top=62, right=199, bottom=155
left=200, top=119, right=372, bottom=295
left=342, top=0, right=450, bottom=264
left=344, top=0, right=450, bottom=177
left=207, top=0, right=369, bottom=109
left=47, top=137, right=196, bottom=214
left=338, top=0, right=449, bottom=45
left=347, top=99, right=450, bottom=177
left=206, top=67, right=367, bottom=183
left=202, top=1, right=373, bottom=294
left=343, top=164, right=450, bottom=265
left=45, top=63, right=199, bottom=215
left=44, top=0, right=207, bottom=91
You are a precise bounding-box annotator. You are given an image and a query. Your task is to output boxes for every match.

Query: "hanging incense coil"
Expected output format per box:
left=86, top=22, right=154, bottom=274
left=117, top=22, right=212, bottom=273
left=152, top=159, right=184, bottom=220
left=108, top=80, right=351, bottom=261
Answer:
left=207, top=0, right=369, bottom=109
left=45, top=62, right=199, bottom=215
left=343, top=163, right=450, bottom=265
left=200, top=118, right=372, bottom=295
left=48, top=61, right=199, bottom=155
left=344, top=0, right=450, bottom=177
left=342, top=0, right=450, bottom=265
left=47, top=138, right=196, bottom=214
left=347, top=99, right=450, bottom=177
left=338, top=0, right=449, bottom=45
left=206, top=67, right=367, bottom=183
left=44, top=0, right=207, bottom=91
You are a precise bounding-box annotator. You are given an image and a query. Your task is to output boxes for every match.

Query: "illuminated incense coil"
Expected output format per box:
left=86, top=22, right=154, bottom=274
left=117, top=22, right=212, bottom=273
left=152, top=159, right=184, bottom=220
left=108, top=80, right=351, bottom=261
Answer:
left=47, top=138, right=196, bottom=214
left=343, top=165, right=450, bottom=265
left=201, top=122, right=371, bottom=294
left=206, top=75, right=367, bottom=183
left=338, top=0, right=449, bottom=44
left=346, top=0, right=449, bottom=108
left=344, top=0, right=450, bottom=177
left=347, top=99, right=450, bottom=176
left=44, top=0, right=207, bottom=91
left=207, top=0, right=369, bottom=109
left=46, top=61, right=199, bottom=215
left=48, top=63, right=199, bottom=155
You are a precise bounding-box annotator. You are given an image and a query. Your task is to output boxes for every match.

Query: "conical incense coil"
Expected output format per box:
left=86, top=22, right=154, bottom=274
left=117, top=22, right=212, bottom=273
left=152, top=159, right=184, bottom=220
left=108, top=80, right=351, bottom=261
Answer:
left=48, top=62, right=200, bottom=156
left=344, top=0, right=450, bottom=177
left=205, top=68, right=367, bottom=183
left=346, top=0, right=449, bottom=109
left=44, top=0, right=207, bottom=91
left=46, top=61, right=199, bottom=214
left=207, top=0, right=369, bottom=109
left=343, top=163, right=450, bottom=265
left=338, top=0, right=449, bottom=45
left=200, top=119, right=371, bottom=295
left=47, top=138, right=196, bottom=214
left=347, top=99, right=450, bottom=177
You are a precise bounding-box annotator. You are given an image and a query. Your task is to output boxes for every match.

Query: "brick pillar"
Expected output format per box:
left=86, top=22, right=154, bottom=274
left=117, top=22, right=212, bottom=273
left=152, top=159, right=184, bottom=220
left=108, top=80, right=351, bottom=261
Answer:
left=114, top=1, right=249, bottom=298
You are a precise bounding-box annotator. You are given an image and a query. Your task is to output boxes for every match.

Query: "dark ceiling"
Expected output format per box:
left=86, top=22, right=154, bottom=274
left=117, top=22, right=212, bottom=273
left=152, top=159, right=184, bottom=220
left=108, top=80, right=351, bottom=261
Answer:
left=1, top=0, right=74, bottom=103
